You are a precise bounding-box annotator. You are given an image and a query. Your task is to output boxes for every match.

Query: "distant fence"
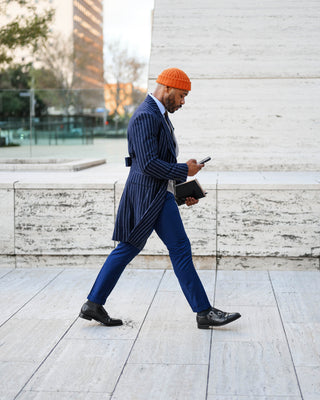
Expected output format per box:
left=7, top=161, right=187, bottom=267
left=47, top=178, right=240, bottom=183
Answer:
left=0, top=89, right=127, bottom=152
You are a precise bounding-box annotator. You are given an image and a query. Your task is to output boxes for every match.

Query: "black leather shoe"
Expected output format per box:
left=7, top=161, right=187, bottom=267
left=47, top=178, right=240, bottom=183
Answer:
left=79, top=300, right=123, bottom=326
left=197, top=307, right=241, bottom=329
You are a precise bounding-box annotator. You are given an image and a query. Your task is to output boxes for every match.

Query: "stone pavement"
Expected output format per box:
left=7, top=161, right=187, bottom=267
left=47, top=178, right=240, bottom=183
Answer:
left=0, top=266, right=319, bottom=400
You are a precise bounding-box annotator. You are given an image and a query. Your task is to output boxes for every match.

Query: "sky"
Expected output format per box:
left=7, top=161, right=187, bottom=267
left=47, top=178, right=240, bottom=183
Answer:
left=103, top=0, right=154, bottom=86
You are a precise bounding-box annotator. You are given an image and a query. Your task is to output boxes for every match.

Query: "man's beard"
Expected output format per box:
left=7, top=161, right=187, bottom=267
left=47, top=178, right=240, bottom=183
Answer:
left=165, top=94, right=179, bottom=113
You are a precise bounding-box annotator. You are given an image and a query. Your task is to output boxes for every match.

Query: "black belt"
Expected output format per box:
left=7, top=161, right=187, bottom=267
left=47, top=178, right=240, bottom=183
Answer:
left=125, top=153, right=135, bottom=167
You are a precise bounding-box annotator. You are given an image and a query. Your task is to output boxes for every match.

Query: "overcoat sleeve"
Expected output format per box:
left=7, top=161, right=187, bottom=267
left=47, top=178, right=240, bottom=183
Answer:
left=130, top=113, right=188, bottom=182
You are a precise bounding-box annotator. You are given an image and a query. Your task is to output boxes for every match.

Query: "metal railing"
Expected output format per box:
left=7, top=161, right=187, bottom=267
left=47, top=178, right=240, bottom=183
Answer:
left=0, top=89, right=128, bottom=157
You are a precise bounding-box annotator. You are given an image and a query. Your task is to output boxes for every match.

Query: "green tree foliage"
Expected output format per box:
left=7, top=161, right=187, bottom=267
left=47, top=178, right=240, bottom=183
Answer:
left=0, top=64, right=48, bottom=117
left=0, top=64, right=29, bottom=117
left=0, top=64, right=29, bottom=89
left=0, top=0, right=54, bottom=66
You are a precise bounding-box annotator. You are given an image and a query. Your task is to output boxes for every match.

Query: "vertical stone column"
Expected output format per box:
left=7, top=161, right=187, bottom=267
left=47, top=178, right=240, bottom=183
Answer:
left=149, top=0, right=320, bottom=171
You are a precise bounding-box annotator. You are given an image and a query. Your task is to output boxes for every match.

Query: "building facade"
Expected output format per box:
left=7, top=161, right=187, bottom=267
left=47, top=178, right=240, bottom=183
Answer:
left=0, top=0, right=104, bottom=89
left=73, top=0, right=104, bottom=88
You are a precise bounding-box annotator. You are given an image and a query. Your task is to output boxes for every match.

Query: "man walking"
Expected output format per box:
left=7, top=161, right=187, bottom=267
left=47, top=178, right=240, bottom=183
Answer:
left=80, top=68, right=241, bottom=329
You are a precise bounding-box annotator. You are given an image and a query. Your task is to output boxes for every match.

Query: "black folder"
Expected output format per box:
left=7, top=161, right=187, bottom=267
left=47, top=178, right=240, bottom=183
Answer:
left=175, top=179, right=206, bottom=205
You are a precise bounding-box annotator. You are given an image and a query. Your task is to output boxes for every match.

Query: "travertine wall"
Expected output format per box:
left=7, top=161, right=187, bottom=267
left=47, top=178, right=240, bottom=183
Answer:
left=1, top=173, right=319, bottom=270
left=149, top=0, right=320, bottom=170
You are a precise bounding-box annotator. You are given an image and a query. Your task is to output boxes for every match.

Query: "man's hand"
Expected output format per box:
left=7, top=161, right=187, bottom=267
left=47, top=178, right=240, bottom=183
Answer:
left=186, top=159, right=204, bottom=176
left=185, top=197, right=199, bottom=206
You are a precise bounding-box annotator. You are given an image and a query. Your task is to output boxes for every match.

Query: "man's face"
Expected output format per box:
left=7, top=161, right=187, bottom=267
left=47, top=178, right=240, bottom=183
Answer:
left=164, top=87, right=188, bottom=113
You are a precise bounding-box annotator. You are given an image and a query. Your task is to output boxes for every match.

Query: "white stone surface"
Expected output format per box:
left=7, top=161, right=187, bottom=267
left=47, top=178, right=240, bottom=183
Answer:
left=215, top=279, right=276, bottom=306
left=216, top=171, right=320, bottom=187
left=269, top=270, right=320, bottom=292
left=0, top=267, right=12, bottom=277
left=0, top=256, right=15, bottom=269
left=218, top=256, right=320, bottom=270
left=149, top=0, right=320, bottom=170
left=295, top=366, right=320, bottom=400
left=0, top=158, right=106, bottom=171
left=208, top=270, right=300, bottom=398
left=275, top=291, right=320, bottom=323
left=113, top=364, right=209, bottom=400
left=0, top=268, right=62, bottom=325
left=217, top=188, right=320, bottom=257
left=25, top=338, right=133, bottom=395
left=0, top=188, right=14, bottom=254
left=207, top=341, right=300, bottom=397
left=127, top=254, right=216, bottom=270
left=207, top=397, right=301, bottom=400
left=15, top=188, right=115, bottom=254
left=159, top=269, right=215, bottom=296
left=128, top=318, right=210, bottom=364
left=179, top=187, right=216, bottom=255
left=150, top=0, right=320, bottom=79
left=18, top=392, right=108, bottom=400
left=15, top=254, right=107, bottom=269
left=284, top=323, right=320, bottom=367
left=15, top=269, right=98, bottom=320
left=1, top=268, right=319, bottom=399
left=0, top=361, right=38, bottom=397
left=0, top=318, right=73, bottom=362
left=160, top=78, right=320, bottom=171
left=0, top=166, right=319, bottom=262
left=66, top=269, right=165, bottom=341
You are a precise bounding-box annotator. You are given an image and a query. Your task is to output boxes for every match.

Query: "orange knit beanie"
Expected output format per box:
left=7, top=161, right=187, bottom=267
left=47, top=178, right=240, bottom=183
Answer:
left=156, top=68, right=191, bottom=91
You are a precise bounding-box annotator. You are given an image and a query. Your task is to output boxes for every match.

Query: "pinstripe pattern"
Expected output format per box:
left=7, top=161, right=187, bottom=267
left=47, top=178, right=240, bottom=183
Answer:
left=112, top=95, right=188, bottom=250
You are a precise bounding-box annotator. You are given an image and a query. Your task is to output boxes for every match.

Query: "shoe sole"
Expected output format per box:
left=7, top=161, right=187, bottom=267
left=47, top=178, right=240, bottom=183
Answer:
left=79, top=312, right=123, bottom=326
left=197, top=314, right=241, bottom=329
left=79, top=312, right=92, bottom=321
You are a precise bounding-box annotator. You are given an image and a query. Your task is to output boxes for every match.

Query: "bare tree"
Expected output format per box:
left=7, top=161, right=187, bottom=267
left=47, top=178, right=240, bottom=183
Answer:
left=36, top=33, right=97, bottom=112
left=105, top=41, right=146, bottom=132
left=37, top=32, right=75, bottom=90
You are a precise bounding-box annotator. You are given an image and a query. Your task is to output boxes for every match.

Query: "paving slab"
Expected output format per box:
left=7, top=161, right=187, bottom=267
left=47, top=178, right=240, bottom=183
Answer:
left=207, top=340, right=301, bottom=397
left=24, top=338, right=133, bottom=395
left=295, top=366, right=320, bottom=400
left=0, top=267, right=13, bottom=278
left=284, top=322, right=320, bottom=367
left=0, top=268, right=63, bottom=326
left=0, top=361, right=38, bottom=399
left=67, top=269, right=164, bottom=341
left=0, top=318, right=73, bottom=363
left=128, top=318, right=211, bottom=365
left=17, top=392, right=110, bottom=400
left=112, top=364, right=209, bottom=400
left=211, top=305, right=285, bottom=343
left=207, top=397, right=302, bottom=400
left=14, top=269, right=97, bottom=320
left=0, top=267, right=319, bottom=400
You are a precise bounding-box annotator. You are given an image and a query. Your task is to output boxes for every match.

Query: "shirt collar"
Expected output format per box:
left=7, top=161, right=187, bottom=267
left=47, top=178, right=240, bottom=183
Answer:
left=149, top=93, right=166, bottom=115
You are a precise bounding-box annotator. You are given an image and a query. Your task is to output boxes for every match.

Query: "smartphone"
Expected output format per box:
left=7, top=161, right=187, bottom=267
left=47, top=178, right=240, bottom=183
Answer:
left=199, top=156, right=211, bottom=164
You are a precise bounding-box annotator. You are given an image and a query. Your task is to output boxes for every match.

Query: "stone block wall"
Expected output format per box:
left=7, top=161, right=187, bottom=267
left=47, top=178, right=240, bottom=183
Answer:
left=15, top=188, right=114, bottom=255
left=149, top=0, right=320, bottom=170
left=0, top=174, right=319, bottom=270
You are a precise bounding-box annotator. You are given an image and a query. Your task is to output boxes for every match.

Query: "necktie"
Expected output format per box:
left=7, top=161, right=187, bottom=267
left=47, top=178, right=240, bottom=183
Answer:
left=164, top=111, right=173, bottom=134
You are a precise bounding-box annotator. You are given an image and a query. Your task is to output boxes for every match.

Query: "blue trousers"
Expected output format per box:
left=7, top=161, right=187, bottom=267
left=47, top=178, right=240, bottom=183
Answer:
left=87, top=192, right=211, bottom=312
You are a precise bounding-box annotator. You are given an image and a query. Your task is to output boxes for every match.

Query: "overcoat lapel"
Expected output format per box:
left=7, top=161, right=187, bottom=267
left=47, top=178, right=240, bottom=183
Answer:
left=145, top=96, right=177, bottom=159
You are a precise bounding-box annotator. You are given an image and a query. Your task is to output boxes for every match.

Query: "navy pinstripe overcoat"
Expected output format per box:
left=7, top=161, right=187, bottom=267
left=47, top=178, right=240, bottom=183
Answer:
left=112, top=95, right=189, bottom=250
